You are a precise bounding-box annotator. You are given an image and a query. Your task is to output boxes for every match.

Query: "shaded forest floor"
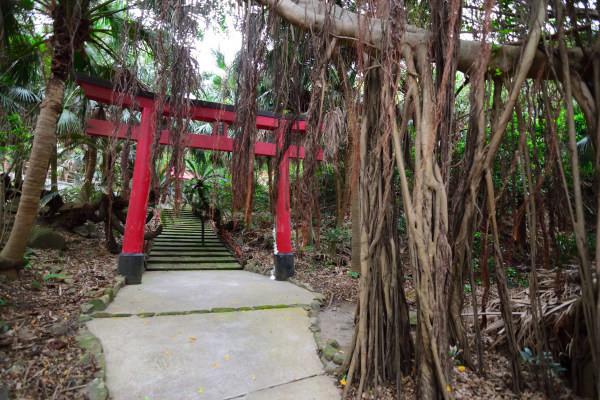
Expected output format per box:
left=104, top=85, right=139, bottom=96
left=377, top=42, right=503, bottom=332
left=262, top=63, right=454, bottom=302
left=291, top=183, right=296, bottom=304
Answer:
left=232, top=215, right=580, bottom=400
left=0, top=226, right=117, bottom=399
left=0, top=215, right=582, bottom=399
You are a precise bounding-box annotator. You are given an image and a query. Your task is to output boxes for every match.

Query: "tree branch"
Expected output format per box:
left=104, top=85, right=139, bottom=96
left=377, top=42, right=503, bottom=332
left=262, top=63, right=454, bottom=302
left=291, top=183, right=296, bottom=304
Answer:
left=258, top=0, right=584, bottom=79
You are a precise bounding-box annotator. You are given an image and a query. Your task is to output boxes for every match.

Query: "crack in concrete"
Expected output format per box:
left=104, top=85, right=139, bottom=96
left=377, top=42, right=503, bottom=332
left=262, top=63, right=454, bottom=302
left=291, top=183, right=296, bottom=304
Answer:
left=225, top=373, right=327, bottom=399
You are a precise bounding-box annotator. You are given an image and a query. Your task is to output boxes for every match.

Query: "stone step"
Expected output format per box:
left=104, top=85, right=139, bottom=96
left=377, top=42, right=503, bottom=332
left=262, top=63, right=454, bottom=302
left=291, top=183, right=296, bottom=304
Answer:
left=159, top=234, right=217, bottom=238
left=149, top=251, right=233, bottom=257
left=149, top=210, right=236, bottom=271
left=154, top=235, right=220, bottom=240
left=148, top=256, right=237, bottom=264
left=165, top=222, right=213, bottom=228
left=154, top=235, right=221, bottom=241
left=155, top=236, right=219, bottom=241
left=152, top=239, right=224, bottom=244
left=150, top=242, right=222, bottom=247
left=159, top=230, right=216, bottom=234
left=151, top=243, right=227, bottom=249
left=160, top=231, right=218, bottom=238
left=162, top=223, right=211, bottom=226
left=146, top=262, right=241, bottom=270
left=160, top=234, right=217, bottom=238
left=153, top=240, right=222, bottom=246
left=149, top=248, right=229, bottom=253
left=163, top=225, right=207, bottom=229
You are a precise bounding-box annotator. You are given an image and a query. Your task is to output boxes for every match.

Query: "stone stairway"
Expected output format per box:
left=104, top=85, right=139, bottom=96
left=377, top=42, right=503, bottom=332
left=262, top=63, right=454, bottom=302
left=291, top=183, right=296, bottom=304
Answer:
left=147, top=209, right=241, bottom=270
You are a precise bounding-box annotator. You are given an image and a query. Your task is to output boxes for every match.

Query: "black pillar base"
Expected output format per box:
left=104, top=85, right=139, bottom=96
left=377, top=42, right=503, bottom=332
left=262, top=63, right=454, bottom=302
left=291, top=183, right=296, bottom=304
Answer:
left=274, top=253, right=294, bottom=281
left=117, top=253, right=145, bottom=285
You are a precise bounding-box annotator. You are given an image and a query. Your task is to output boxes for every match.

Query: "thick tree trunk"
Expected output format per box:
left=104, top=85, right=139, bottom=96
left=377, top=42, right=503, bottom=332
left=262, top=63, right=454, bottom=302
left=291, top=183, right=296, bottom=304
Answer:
left=0, top=0, right=85, bottom=273
left=350, top=180, right=360, bottom=273
left=0, top=78, right=65, bottom=270
left=50, top=144, right=58, bottom=192
left=344, top=62, right=413, bottom=399
left=556, top=14, right=600, bottom=394
left=85, top=143, right=97, bottom=183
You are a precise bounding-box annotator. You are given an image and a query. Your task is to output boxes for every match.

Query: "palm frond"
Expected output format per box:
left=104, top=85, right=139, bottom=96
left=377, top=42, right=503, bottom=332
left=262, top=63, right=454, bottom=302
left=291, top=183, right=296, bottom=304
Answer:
left=56, top=109, right=82, bottom=136
left=576, top=135, right=595, bottom=168
left=9, top=86, right=40, bottom=103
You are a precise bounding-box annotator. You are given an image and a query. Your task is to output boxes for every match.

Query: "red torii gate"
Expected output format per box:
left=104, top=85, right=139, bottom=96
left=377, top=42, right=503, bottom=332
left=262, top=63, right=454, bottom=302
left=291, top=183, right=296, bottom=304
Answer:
left=74, top=72, right=321, bottom=284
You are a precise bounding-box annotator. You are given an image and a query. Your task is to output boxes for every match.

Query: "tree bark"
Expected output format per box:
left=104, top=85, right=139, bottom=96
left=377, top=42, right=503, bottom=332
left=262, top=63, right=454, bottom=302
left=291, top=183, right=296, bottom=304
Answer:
left=85, top=143, right=97, bottom=184
left=0, top=78, right=64, bottom=270
left=50, top=144, right=58, bottom=192
left=556, top=8, right=600, bottom=393
left=344, top=60, right=413, bottom=399
left=257, top=0, right=580, bottom=79
left=0, top=0, right=85, bottom=272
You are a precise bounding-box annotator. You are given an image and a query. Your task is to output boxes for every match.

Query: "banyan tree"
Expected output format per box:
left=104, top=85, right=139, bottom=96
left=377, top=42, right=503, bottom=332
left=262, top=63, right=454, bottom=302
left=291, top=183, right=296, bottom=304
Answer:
left=248, top=0, right=600, bottom=398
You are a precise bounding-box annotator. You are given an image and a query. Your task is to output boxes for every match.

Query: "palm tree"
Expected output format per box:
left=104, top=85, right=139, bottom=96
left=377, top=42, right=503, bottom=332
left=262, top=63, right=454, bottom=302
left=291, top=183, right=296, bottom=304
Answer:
left=0, top=0, right=125, bottom=275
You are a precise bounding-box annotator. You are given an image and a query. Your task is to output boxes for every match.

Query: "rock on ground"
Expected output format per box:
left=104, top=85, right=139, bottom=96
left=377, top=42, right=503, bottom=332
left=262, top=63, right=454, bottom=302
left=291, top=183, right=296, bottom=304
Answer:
left=27, top=226, right=66, bottom=250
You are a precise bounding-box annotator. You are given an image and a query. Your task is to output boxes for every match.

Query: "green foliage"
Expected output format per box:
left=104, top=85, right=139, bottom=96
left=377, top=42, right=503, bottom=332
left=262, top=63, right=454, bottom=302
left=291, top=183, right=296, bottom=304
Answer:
left=253, top=178, right=270, bottom=214
left=507, top=268, right=528, bottom=288
left=520, top=348, right=566, bottom=377
left=556, top=231, right=596, bottom=265
left=43, top=273, right=61, bottom=281
left=0, top=113, right=33, bottom=163
left=323, top=227, right=351, bottom=247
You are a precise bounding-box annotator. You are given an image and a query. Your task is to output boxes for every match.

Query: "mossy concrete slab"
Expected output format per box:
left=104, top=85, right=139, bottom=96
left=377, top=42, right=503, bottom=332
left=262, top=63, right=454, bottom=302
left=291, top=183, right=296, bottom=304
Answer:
left=106, top=270, right=315, bottom=314
left=86, top=308, right=338, bottom=399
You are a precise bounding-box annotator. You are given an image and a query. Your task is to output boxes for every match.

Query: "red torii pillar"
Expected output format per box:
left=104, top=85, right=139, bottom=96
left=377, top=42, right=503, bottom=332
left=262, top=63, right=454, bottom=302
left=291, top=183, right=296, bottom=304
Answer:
left=274, top=127, right=293, bottom=280
left=117, top=107, right=156, bottom=283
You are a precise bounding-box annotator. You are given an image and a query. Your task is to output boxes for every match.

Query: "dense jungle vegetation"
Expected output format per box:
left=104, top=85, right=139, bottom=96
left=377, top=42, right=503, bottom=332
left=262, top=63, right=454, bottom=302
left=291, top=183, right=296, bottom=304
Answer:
left=2, top=0, right=600, bottom=399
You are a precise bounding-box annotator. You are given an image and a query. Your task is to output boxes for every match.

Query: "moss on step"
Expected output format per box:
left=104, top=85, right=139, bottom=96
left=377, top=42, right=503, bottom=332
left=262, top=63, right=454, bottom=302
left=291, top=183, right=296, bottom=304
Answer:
left=137, top=312, right=156, bottom=318
left=91, top=313, right=132, bottom=318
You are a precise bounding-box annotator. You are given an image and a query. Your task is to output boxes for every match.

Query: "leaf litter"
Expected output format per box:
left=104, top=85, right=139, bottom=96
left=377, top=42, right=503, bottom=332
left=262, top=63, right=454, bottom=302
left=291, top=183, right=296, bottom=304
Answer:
left=0, top=226, right=117, bottom=399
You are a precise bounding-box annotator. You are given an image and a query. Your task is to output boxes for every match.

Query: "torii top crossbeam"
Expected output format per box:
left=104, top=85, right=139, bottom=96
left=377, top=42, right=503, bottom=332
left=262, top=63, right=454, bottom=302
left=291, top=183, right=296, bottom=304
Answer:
left=74, top=72, right=315, bottom=283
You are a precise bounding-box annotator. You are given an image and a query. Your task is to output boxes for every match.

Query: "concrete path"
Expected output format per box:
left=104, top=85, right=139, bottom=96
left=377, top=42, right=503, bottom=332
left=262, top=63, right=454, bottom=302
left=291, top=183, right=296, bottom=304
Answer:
left=86, top=270, right=341, bottom=400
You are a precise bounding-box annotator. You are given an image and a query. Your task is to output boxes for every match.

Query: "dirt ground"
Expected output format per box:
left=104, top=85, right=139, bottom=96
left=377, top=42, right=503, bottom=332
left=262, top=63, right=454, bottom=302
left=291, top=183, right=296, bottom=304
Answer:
left=0, top=226, right=118, bottom=399
left=318, top=300, right=356, bottom=354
